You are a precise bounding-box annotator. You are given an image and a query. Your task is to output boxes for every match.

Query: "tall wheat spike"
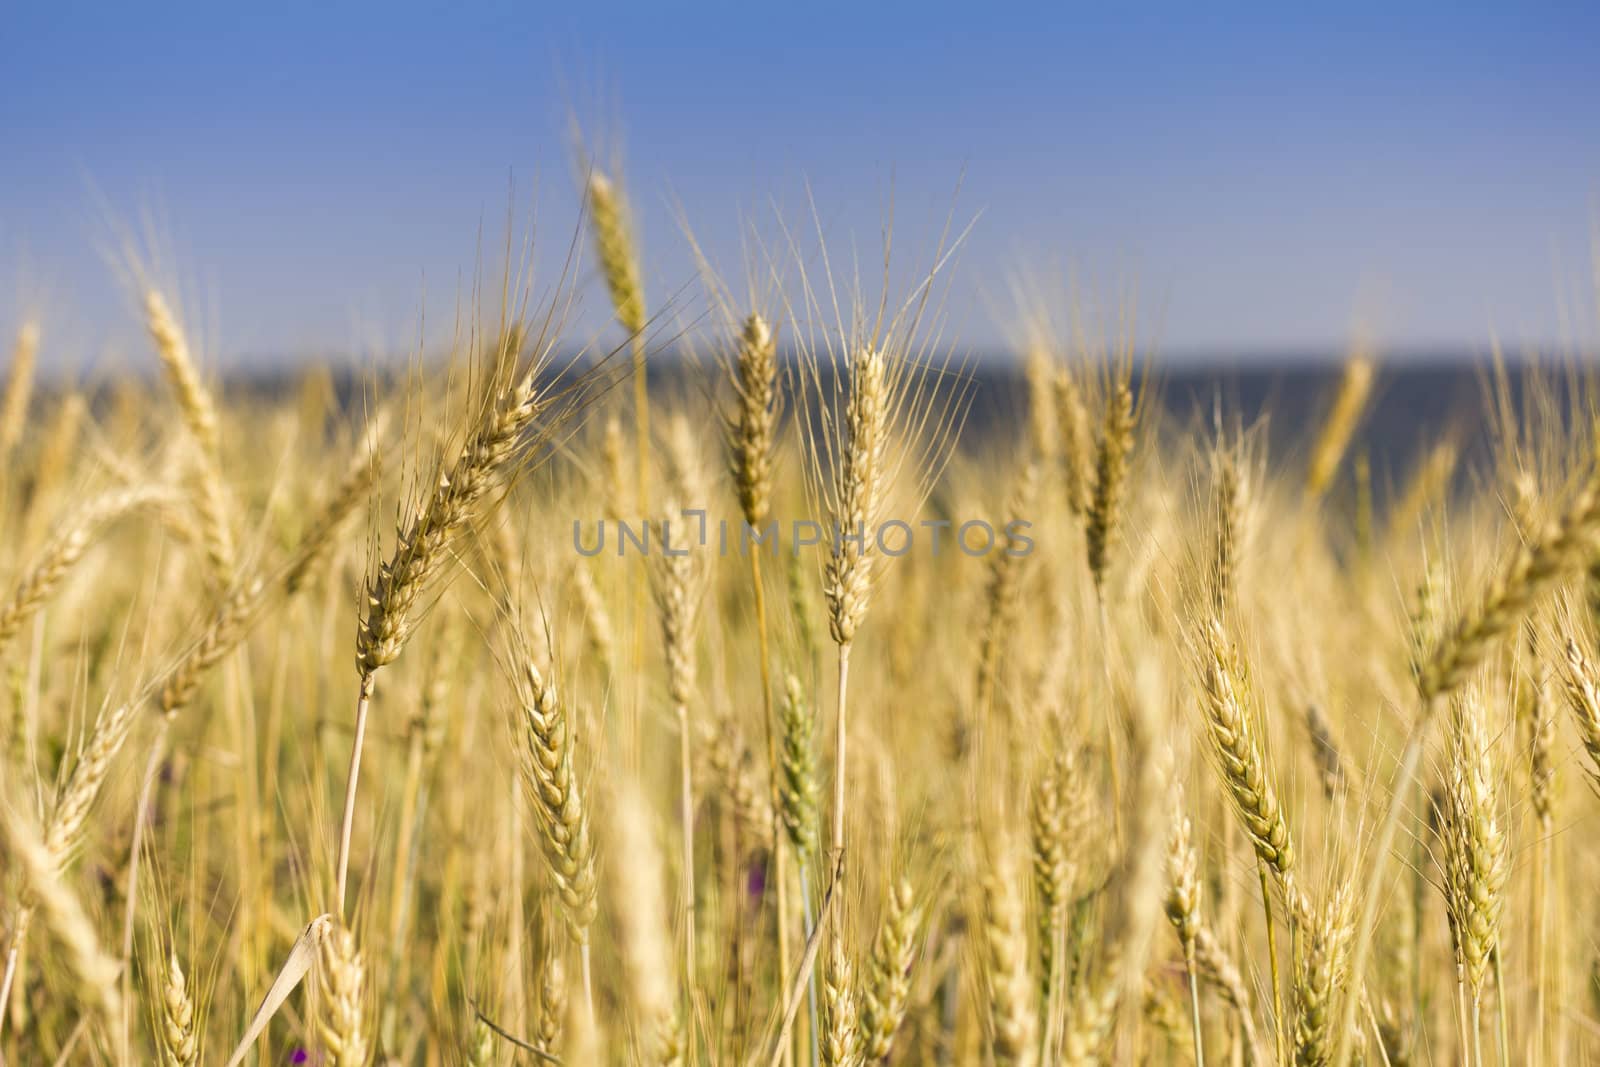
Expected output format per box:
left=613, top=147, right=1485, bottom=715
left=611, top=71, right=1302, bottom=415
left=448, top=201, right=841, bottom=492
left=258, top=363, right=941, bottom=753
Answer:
left=143, top=288, right=235, bottom=583
left=586, top=169, right=651, bottom=509
left=0, top=321, right=39, bottom=461
left=1305, top=346, right=1375, bottom=500
left=339, top=313, right=584, bottom=915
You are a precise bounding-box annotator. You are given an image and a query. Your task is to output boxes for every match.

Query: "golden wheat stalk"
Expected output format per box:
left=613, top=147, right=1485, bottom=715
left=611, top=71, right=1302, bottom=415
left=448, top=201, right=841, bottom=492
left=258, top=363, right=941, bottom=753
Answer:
left=1164, top=811, right=1205, bottom=1067
left=777, top=673, right=820, bottom=860
left=339, top=319, right=577, bottom=915
left=512, top=653, right=598, bottom=953
left=723, top=310, right=795, bottom=1024
left=1291, top=888, right=1353, bottom=1067
left=861, top=875, right=919, bottom=1061
left=823, top=346, right=890, bottom=652
left=650, top=507, right=706, bottom=988
left=143, top=288, right=235, bottom=583
left=1196, top=620, right=1297, bottom=887
left=161, top=418, right=382, bottom=722
left=0, top=320, right=39, bottom=461
left=0, top=486, right=172, bottom=657
left=985, top=847, right=1039, bottom=1067
left=1085, top=378, right=1135, bottom=595
left=0, top=795, right=123, bottom=1028
left=317, top=923, right=369, bottom=1067
left=1305, top=346, right=1375, bottom=500
left=1055, top=368, right=1095, bottom=516
left=535, top=932, right=567, bottom=1055
left=282, top=413, right=386, bottom=596
left=820, top=928, right=860, bottom=1067
left=1559, top=637, right=1600, bottom=785
left=1194, top=925, right=1263, bottom=1061
left=156, top=950, right=199, bottom=1067
left=1440, top=696, right=1506, bottom=1005
left=605, top=778, right=681, bottom=1061
left=1421, top=459, right=1600, bottom=702
left=1335, top=456, right=1600, bottom=1067
left=974, top=462, right=1039, bottom=718
left=1031, top=746, right=1082, bottom=1036
left=586, top=170, right=651, bottom=510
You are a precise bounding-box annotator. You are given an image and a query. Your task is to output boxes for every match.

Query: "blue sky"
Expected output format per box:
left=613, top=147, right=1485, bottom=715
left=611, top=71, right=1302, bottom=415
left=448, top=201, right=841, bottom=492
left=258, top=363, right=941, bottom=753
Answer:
left=3, top=2, right=1598, bottom=370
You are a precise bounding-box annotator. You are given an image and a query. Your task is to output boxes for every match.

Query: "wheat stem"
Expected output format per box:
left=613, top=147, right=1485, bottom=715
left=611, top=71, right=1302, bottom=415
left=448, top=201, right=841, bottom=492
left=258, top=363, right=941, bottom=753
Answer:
left=750, top=549, right=794, bottom=1064
left=831, top=642, right=851, bottom=875
left=1259, top=864, right=1286, bottom=1066
left=335, top=676, right=373, bottom=914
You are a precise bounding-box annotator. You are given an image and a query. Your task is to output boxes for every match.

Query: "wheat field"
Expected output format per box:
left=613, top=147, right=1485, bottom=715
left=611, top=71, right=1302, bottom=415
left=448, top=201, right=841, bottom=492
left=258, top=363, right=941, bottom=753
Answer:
left=2, top=174, right=1599, bottom=1067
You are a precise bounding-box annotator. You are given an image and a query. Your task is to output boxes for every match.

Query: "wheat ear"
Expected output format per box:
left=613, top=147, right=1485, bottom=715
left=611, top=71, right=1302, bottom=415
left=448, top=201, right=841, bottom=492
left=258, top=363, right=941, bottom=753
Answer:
left=161, top=428, right=380, bottom=723
left=1031, top=747, right=1081, bottom=1036
left=143, top=288, right=235, bottom=582
left=824, top=346, right=889, bottom=650
left=1194, top=925, right=1263, bottom=1061
left=724, top=310, right=794, bottom=1034
left=1196, top=621, right=1298, bottom=893
left=317, top=923, right=369, bottom=1067
left=650, top=509, right=705, bottom=987
left=586, top=170, right=650, bottom=509
left=1061, top=679, right=1173, bottom=1066
left=44, top=700, right=139, bottom=868
left=821, top=345, right=890, bottom=913
left=728, top=311, right=779, bottom=528
left=1085, top=379, right=1135, bottom=595
left=340, top=326, right=555, bottom=913
left=861, top=875, right=920, bottom=1060
left=820, top=928, right=861, bottom=1067
left=1305, top=347, right=1375, bottom=499
left=0, top=796, right=123, bottom=1025
left=1440, top=696, right=1506, bottom=1004
left=1338, top=458, right=1600, bottom=1067
left=535, top=935, right=567, bottom=1055
left=1164, top=811, right=1205, bottom=1067
left=1291, top=889, right=1353, bottom=1067
left=1304, top=703, right=1349, bottom=800
left=1559, top=637, right=1600, bottom=786
left=1054, top=367, right=1095, bottom=516
left=0, top=320, right=39, bottom=460
left=777, top=673, right=821, bottom=859
left=512, top=656, right=599, bottom=951
left=1421, top=459, right=1600, bottom=701
left=283, top=414, right=386, bottom=596
left=356, top=332, right=545, bottom=678
left=0, top=487, right=172, bottom=657
left=985, top=847, right=1039, bottom=1067
left=25, top=391, right=89, bottom=533
left=571, top=561, right=616, bottom=686
left=1210, top=443, right=1246, bottom=615
left=0, top=697, right=136, bottom=1037
left=1196, top=620, right=1302, bottom=1059
left=158, top=950, right=199, bottom=1067
left=606, top=779, right=682, bottom=1062
left=464, top=1017, right=495, bottom=1067
left=975, top=462, right=1039, bottom=718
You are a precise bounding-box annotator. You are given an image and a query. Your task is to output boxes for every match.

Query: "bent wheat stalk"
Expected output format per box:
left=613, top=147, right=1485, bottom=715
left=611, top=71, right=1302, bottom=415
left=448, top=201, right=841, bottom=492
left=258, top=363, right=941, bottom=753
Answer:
left=338, top=315, right=581, bottom=916
left=0, top=797, right=123, bottom=1030
left=0, top=697, right=138, bottom=1036
left=0, top=486, right=173, bottom=658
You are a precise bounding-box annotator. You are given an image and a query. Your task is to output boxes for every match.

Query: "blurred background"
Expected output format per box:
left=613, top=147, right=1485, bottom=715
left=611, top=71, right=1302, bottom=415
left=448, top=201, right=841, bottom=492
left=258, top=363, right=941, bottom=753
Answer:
left=2, top=2, right=1598, bottom=375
